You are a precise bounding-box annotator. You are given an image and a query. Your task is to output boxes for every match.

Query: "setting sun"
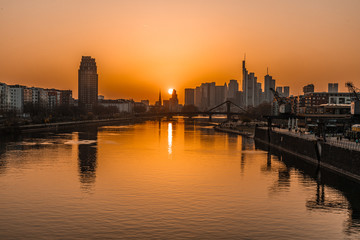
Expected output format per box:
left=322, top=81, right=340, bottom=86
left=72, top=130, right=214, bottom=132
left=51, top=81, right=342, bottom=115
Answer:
left=168, top=88, right=173, bottom=95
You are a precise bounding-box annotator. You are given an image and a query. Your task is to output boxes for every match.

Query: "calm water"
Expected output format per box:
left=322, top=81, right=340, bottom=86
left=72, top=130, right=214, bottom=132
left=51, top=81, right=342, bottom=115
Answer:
left=1, top=119, right=360, bottom=239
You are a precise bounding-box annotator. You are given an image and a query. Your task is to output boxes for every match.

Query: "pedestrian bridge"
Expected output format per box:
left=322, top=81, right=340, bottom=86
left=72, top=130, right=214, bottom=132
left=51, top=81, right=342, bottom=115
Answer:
left=136, top=100, right=248, bottom=120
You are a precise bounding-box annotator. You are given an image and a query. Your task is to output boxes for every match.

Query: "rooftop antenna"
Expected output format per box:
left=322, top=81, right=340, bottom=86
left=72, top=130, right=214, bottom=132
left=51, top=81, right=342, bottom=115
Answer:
left=244, top=53, right=246, bottom=61
left=267, top=67, right=269, bottom=75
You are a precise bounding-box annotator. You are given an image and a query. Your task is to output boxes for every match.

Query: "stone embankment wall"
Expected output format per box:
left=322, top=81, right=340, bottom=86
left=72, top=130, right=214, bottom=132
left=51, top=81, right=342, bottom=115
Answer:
left=254, top=127, right=360, bottom=182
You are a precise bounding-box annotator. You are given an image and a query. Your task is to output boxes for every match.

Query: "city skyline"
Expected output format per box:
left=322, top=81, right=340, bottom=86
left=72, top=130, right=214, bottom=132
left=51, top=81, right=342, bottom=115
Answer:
left=1, top=0, right=360, bottom=102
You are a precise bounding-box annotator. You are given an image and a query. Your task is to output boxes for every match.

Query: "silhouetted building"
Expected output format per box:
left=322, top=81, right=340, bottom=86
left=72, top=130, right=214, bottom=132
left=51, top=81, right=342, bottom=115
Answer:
left=194, top=86, right=201, bottom=109
left=215, top=84, right=226, bottom=105
left=245, top=73, right=257, bottom=107
left=184, top=88, right=195, bottom=106
left=303, top=84, right=315, bottom=94
left=99, top=99, right=133, bottom=112
left=328, top=83, right=338, bottom=93
left=228, top=79, right=239, bottom=100
left=242, top=59, right=248, bottom=105
left=195, top=82, right=216, bottom=110
left=78, top=56, right=98, bottom=111
left=141, top=100, right=149, bottom=106
left=163, top=100, right=169, bottom=110
left=276, top=87, right=283, bottom=95
left=283, top=86, right=290, bottom=97
left=264, top=72, right=275, bottom=103
left=169, top=89, right=179, bottom=111
left=242, top=59, right=263, bottom=107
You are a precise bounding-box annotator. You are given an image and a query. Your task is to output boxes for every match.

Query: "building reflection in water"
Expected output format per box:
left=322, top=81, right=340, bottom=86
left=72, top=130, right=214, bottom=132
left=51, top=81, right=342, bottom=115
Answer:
left=0, top=138, right=7, bottom=175
left=241, top=137, right=254, bottom=150
left=78, top=127, right=98, bottom=191
left=158, top=119, right=161, bottom=141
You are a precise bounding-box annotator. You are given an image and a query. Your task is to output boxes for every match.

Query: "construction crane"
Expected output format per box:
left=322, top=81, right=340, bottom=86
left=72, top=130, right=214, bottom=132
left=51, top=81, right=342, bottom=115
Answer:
left=345, top=82, right=360, bottom=101
left=345, top=82, right=360, bottom=115
left=270, top=88, right=285, bottom=104
left=270, top=88, right=291, bottom=114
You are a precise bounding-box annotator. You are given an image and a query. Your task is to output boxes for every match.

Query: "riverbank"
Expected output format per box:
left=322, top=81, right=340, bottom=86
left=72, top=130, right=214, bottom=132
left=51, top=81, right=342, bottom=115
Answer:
left=0, top=116, right=153, bottom=134
left=0, top=116, right=224, bottom=134
left=254, top=127, right=360, bottom=183
left=214, top=125, right=254, bottom=138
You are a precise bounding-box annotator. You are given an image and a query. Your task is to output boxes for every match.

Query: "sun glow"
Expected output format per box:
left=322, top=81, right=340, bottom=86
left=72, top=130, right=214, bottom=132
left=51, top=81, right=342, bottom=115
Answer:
left=168, top=89, right=173, bottom=95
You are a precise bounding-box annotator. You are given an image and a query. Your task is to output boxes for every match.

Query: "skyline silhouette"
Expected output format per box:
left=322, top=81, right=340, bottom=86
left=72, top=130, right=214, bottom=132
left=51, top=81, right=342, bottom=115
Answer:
left=1, top=0, right=359, bottom=102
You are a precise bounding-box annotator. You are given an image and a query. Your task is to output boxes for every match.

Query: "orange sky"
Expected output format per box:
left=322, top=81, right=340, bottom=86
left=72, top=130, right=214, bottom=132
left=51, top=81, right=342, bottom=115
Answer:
left=0, top=0, right=359, bottom=103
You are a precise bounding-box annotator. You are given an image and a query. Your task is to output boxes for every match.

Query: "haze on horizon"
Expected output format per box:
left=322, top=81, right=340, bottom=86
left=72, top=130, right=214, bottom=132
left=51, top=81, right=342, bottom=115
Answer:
left=0, top=0, right=359, bottom=103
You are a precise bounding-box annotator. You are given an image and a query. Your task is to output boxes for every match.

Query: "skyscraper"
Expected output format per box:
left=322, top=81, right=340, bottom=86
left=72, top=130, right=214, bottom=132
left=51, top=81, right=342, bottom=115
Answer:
left=184, top=88, right=195, bottom=106
left=242, top=59, right=249, bottom=105
left=194, top=86, right=201, bottom=109
left=228, top=79, right=239, bottom=100
left=78, top=56, right=98, bottom=111
left=264, top=72, right=275, bottom=103
left=169, top=89, right=179, bottom=112
left=215, top=85, right=226, bottom=105
left=246, top=73, right=257, bottom=107
left=283, top=86, right=290, bottom=97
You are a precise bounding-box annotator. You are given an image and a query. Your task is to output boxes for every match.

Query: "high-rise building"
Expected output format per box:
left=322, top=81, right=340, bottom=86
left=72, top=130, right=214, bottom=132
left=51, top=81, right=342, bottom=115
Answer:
left=215, top=85, right=226, bottom=105
left=9, top=85, right=25, bottom=113
left=276, top=87, right=283, bottom=95
left=243, top=59, right=269, bottom=107
left=228, top=79, right=239, bottom=100
left=303, top=84, right=315, bottom=94
left=242, top=59, right=248, bottom=105
left=328, top=83, right=338, bottom=93
left=245, top=73, right=257, bottom=107
left=0, top=83, right=10, bottom=112
left=209, top=82, right=216, bottom=108
left=184, top=88, right=195, bottom=106
left=198, top=82, right=216, bottom=110
left=194, top=87, right=201, bottom=109
left=169, top=89, right=179, bottom=112
left=283, top=86, right=290, bottom=97
left=78, top=56, right=98, bottom=111
left=256, top=82, right=262, bottom=105
left=264, top=73, right=275, bottom=103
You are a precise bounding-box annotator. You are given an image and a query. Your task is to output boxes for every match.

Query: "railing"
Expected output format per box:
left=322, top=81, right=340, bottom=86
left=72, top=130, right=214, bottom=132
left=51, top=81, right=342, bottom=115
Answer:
left=326, top=138, right=360, bottom=152
left=272, top=128, right=316, bottom=140
left=272, top=128, right=360, bottom=151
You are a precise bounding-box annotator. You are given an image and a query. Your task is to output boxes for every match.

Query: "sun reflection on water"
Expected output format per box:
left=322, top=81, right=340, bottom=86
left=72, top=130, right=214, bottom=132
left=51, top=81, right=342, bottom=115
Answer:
left=168, top=122, right=172, bottom=155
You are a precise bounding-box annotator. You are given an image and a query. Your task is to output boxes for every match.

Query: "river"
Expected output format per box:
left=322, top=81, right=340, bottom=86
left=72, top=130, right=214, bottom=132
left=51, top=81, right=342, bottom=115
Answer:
left=0, top=119, right=359, bottom=239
